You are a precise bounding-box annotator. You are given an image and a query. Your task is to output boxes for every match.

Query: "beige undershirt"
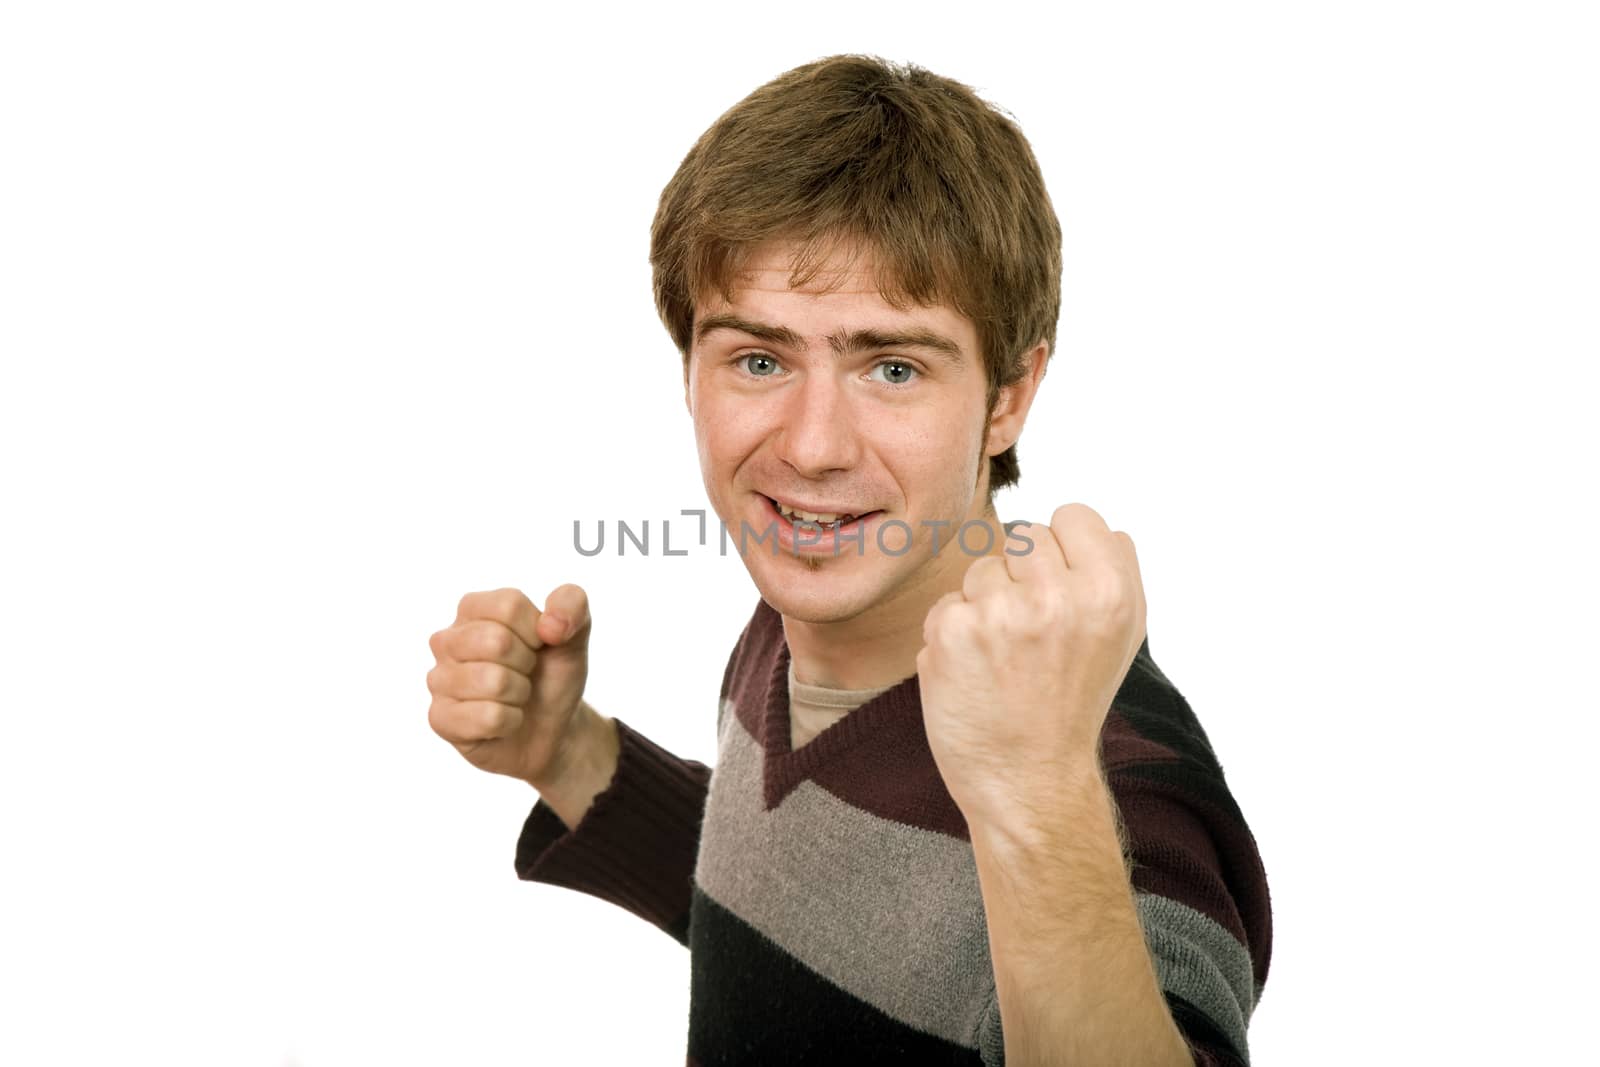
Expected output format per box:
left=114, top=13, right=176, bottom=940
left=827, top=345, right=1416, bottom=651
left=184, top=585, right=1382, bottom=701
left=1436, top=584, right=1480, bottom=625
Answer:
left=788, top=661, right=896, bottom=751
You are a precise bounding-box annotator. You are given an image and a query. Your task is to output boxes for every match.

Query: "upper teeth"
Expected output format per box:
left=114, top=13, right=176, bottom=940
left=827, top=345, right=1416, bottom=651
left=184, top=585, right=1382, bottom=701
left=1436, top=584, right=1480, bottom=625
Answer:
left=775, top=501, right=856, bottom=525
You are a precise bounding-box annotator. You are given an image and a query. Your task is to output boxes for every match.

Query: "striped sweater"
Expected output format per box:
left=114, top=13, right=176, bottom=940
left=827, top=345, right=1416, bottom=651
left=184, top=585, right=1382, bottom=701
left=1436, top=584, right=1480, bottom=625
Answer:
left=516, top=597, right=1272, bottom=1065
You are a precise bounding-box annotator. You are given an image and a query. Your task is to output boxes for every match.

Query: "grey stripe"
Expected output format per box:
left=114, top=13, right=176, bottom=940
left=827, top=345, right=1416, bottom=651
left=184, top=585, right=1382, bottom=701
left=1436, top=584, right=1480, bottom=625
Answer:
left=1136, top=892, right=1256, bottom=1062
left=694, top=699, right=994, bottom=1048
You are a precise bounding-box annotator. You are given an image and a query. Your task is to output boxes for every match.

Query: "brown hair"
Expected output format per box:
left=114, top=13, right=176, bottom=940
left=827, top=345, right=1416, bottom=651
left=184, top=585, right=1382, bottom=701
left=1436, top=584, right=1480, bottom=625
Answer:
left=650, top=54, right=1062, bottom=496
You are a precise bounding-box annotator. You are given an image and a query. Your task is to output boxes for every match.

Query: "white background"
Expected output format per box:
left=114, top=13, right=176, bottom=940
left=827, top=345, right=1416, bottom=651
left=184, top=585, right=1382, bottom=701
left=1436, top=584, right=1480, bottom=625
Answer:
left=2, top=2, right=1595, bottom=1064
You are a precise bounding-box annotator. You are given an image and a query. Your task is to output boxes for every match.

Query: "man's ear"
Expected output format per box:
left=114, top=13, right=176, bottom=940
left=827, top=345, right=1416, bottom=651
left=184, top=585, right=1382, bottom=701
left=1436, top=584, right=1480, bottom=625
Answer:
left=683, top=358, right=693, bottom=417
left=984, top=342, right=1049, bottom=457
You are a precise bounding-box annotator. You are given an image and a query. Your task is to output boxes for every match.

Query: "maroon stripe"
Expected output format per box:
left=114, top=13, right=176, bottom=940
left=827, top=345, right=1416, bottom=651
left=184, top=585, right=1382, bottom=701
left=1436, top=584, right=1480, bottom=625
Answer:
left=1102, top=705, right=1185, bottom=768
left=1112, top=772, right=1250, bottom=946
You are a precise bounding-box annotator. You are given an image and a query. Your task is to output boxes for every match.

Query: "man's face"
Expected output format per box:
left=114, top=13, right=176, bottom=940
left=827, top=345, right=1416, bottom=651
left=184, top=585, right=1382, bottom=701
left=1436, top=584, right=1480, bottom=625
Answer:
left=684, top=240, right=1011, bottom=626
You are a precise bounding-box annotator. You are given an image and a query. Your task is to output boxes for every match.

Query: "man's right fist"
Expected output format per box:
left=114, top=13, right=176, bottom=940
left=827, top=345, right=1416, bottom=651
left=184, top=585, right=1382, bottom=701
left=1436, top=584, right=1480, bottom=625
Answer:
left=427, top=584, right=592, bottom=787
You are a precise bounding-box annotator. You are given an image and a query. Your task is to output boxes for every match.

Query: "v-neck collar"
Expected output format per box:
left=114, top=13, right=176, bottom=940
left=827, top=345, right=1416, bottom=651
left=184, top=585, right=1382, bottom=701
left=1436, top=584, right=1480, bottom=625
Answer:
left=758, top=622, right=924, bottom=810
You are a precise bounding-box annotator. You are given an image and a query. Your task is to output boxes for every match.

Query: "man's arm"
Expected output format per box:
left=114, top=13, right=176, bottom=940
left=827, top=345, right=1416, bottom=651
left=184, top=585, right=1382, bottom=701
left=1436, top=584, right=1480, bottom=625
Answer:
left=515, top=603, right=766, bottom=948
left=516, top=706, right=712, bottom=947
left=426, top=584, right=716, bottom=946
left=916, top=508, right=1268, bottom=1064
left=969, top=759, right=1193, bottom=1067
left=971, top=726, right=1269, bottom=1066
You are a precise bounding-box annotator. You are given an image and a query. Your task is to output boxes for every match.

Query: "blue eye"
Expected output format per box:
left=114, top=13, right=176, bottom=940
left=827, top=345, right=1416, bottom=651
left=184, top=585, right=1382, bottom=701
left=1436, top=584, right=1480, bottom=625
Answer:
left=740, top=353, right=779, bottom=377
left=870, top=361, right=917, bottom=385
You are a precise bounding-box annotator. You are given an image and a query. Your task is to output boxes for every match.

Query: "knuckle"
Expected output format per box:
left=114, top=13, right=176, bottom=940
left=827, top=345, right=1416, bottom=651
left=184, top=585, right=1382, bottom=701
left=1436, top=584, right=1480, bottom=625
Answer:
left=1109, top=588, right=1138, bottom=624
left=1090, top=581, right=1131, bottom=623
left=472, top=701, right=503, bottom=735
left=463, top=620, right=513, bottom=660
left=1050, top=503, right=1084, bottom=528
left=1029, top=584, right=1063, bottom=620
left=424, top=662, right=449, bottom=695
left=427, top=697, right=459, bottom=741
left=477, top=701, right=518, bottom=737
left=495, top=587, right=531, bottom=618
left=461, top=587, right=526, bottom=624
left=483, top=622, right=516, bottom=659
left=472, top=661, right=512, bottom=700
left=939, top=603, right=973, bottom=643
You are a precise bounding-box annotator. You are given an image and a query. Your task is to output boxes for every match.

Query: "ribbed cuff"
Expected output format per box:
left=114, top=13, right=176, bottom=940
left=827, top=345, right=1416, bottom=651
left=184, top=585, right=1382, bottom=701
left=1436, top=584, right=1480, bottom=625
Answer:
left=514, top=717, right=711, bottom=939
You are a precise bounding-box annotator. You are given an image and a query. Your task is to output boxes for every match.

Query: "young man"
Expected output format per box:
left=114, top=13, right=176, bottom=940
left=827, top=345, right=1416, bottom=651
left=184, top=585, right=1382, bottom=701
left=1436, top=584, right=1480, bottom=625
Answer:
left=427, top=56, right=1271, bottom=1065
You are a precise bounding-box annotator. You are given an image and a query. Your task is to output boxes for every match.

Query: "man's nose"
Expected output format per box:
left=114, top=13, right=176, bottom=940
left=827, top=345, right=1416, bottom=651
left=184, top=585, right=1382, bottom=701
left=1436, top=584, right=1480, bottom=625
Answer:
left=774, top=372, right=862, bottom=477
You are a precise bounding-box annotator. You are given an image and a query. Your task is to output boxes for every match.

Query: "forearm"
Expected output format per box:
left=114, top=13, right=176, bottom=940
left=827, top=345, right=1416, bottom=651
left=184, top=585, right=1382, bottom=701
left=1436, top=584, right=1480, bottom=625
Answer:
left=530, top=701, right=621, bottom=830
left=969, top=763, right=1191, bottom=1066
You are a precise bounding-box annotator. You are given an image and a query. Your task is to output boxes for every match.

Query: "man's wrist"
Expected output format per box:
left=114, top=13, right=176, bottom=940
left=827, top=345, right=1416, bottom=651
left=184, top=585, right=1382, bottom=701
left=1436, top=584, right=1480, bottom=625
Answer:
left=530, top=702, right=621, bottom=830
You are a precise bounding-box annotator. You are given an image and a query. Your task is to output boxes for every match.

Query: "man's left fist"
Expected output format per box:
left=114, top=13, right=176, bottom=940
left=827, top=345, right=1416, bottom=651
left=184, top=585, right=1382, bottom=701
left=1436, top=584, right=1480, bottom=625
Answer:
left=916, top=503, right=1148, bottom=829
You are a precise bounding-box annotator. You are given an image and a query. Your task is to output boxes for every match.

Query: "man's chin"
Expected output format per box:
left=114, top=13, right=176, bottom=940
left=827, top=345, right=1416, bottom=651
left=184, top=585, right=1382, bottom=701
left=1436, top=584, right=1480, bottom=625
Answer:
left=747, top=561, right=882, bottom=625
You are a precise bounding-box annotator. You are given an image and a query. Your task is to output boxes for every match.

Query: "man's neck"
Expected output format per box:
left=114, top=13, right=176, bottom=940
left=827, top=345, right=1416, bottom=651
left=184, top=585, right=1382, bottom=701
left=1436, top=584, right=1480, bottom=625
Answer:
left=781, top=506, right=1012, bottom=691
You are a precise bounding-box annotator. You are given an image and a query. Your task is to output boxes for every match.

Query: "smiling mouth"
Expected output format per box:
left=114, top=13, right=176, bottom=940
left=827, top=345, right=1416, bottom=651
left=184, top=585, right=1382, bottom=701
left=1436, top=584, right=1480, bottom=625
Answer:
left=765, top=496, right=881, bottom=529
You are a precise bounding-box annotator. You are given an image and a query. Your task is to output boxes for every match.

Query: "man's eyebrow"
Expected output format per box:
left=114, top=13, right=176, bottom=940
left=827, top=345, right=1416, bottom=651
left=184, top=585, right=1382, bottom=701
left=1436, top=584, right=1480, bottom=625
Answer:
left=694, top=314, right=807, bottom=351
left=830, top=327, right=964, bottom=369
left=694, top=314, right=965, bottom=368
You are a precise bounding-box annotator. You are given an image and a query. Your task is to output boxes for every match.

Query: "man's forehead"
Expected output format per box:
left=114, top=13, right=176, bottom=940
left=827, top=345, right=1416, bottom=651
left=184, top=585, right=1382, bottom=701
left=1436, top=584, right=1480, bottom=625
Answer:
left=697, top=281, right=921, bottom=311
left=722, top=272, right=886, bottom=295
left=699, top=265, right=964, bottom=322
left=724, top=237, right=902, bottom=296
left=721, top=259, right=885, bottom=296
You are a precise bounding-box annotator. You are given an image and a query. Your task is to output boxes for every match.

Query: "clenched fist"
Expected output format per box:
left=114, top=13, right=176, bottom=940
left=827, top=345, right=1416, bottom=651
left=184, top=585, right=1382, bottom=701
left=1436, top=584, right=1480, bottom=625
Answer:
left=916, top=503, right=1147, bottom=831
left=427, top=584, right=593, bottom=788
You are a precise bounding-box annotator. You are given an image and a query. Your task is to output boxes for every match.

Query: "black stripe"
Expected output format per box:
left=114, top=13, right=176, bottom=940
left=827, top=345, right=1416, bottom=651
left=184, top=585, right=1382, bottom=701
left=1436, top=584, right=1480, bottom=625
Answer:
left=1166, top=989, right=1249, bottom=1066
left=1117, top=647, right=1227, bottom=775
left=687, top=886, right=985, bottom=1066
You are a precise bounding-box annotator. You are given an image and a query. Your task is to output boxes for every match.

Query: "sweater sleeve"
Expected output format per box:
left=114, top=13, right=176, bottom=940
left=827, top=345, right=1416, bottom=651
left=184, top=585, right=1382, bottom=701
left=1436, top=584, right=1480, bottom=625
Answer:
left=513, top=716, right=712, bottom=947
left=1081, top=641, right=1273, bottom=1067
left=1109, top=756, right=1270, bottom=1066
